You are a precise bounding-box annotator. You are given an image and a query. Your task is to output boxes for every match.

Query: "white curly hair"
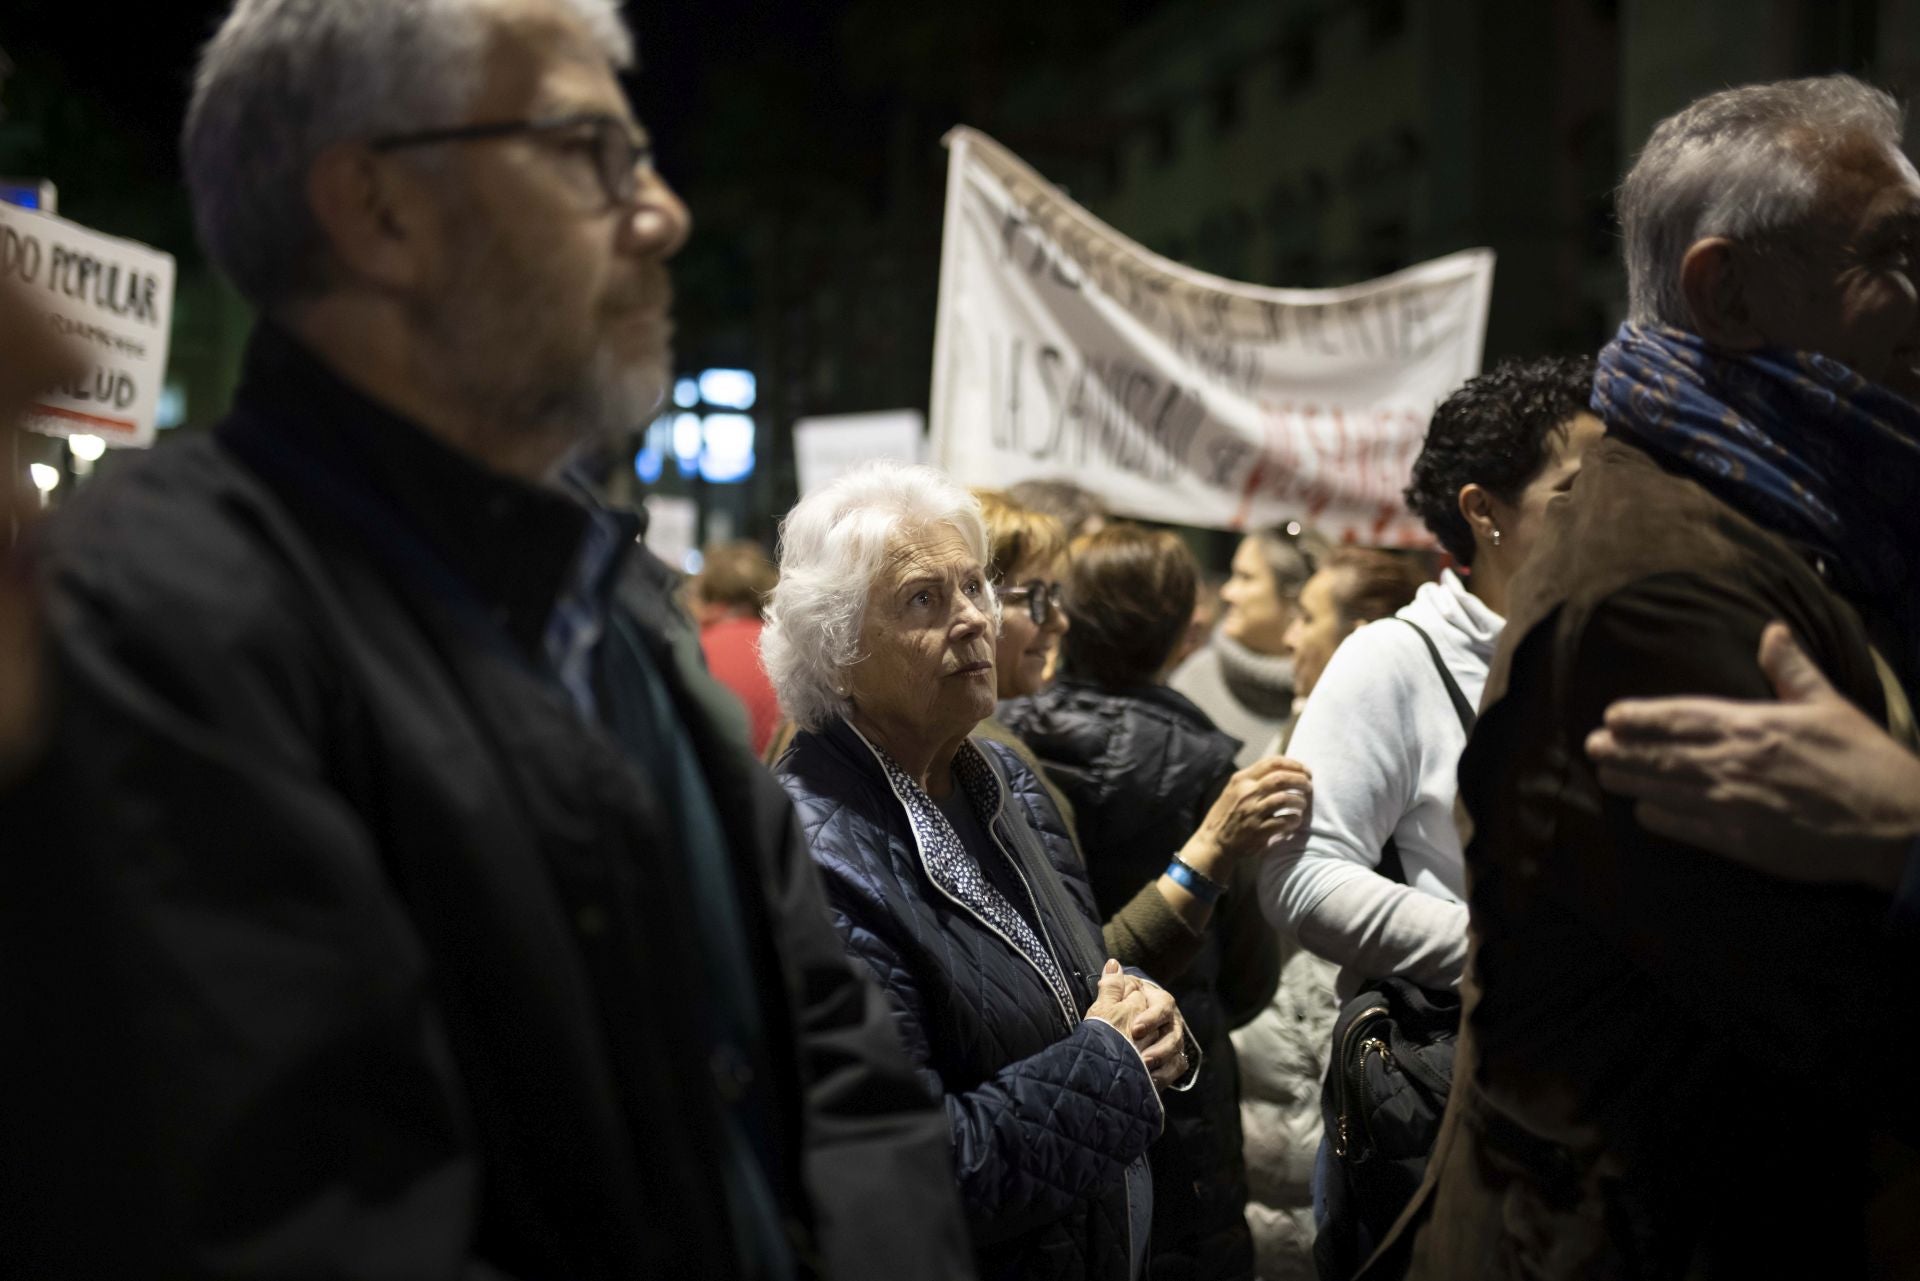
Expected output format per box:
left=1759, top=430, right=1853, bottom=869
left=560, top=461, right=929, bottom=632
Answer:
left=761, top=461, right=997, bottom=732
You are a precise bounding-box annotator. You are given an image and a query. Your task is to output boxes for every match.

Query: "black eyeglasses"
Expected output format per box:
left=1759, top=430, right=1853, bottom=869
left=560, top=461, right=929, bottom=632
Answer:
left=370, top=112, right=654, bottom=207
left=998, top=580, right=1065, bottom=626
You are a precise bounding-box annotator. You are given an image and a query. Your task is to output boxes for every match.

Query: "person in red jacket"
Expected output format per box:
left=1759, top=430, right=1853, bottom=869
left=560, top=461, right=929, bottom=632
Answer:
left=693, top=539, right=782, bottom=756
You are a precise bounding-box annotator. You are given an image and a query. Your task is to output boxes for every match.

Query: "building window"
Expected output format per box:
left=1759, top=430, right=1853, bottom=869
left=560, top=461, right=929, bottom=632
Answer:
left=1210, top=76, right=1243, bottom=138
left=1364, top=0, right=1407, bottom=48
left=1264, top=181, right=1322, bottom=287
left=1277, top=24, right=1317, bottom=95
left=1150, top=110, right=1178, bottom=168
left=1359, top=217, right=1411, bottom=277
left=1194, top=207, right=1254, bottom=280
left=1276, top=251, right=1320, bottom=288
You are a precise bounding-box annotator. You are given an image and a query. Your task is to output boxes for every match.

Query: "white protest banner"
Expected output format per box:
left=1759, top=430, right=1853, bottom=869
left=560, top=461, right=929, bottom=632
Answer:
left=0, top=200, right=176, bottom=448
left=929, top=127, right=1494, bottom=545
left=793, top=410, right=926, bottom=496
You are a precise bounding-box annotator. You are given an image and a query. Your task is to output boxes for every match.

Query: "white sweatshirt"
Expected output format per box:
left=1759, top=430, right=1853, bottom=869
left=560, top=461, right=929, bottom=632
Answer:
left=1258, top=569, right=1503, bottom=997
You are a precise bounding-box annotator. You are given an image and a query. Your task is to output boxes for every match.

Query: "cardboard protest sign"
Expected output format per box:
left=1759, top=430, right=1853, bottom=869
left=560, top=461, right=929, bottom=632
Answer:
left=793, top=410, right=926, bottom=496
left=0, top=201, right=175, bottom=448
left=929, top=127, right=1494, bottom=544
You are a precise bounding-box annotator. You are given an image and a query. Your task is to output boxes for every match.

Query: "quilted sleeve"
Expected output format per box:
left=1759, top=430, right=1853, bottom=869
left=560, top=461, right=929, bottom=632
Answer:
left=943, top=1018, right=1163, bottom=1244
left=818, top=870, right=1163, bottom=1246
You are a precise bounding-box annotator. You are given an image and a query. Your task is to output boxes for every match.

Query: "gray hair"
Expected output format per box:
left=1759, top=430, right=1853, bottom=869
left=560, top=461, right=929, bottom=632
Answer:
left=183, top=0, right=634, bottom=307
left=762, top=462, right=997, bottom=733
left=1621, top=74, right=1905, bottom=327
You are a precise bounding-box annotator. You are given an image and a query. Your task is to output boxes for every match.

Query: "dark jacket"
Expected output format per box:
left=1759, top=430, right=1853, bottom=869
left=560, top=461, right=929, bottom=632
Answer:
left=777, top=718, right=1164, bottom=1281
left=1001, top=680, right=1279, bottom=1281
left=1382, top=437, right=1920, bottom=1280
left=0, top=327, right=972, bottom=1281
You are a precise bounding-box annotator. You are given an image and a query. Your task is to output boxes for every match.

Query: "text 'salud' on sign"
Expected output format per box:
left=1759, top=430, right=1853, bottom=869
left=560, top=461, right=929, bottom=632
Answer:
left=928, top=126, right=1494, bottom=545
left=0, top=200, right=176, bottom=449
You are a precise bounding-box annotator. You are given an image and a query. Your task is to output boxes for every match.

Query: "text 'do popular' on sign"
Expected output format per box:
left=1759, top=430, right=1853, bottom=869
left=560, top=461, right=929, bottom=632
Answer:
left=0, top=200, right=176, bottom=449
left=928, top=126, right=1494, bottom=546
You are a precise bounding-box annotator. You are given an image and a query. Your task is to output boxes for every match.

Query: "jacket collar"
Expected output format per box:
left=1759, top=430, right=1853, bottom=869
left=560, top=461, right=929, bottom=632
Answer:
left=817, top=717, right=1081, bottom=1030
left=217, top=323, right=615, bottom=659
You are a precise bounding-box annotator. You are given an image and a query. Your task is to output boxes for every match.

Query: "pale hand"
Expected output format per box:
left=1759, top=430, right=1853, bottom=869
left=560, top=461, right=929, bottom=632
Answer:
left=1182, top=756, right=1313, bottom=880
left=1586, top=622, right=1920, bottom=890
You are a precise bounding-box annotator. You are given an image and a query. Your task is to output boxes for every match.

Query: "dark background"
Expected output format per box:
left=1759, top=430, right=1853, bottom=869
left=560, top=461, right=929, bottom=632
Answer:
left=0, top=0, right=1900, bottom=546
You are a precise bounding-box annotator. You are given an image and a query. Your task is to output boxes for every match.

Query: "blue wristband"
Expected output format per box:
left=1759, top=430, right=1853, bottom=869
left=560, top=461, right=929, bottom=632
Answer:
left=1165, top=856, right=1226, bottom=904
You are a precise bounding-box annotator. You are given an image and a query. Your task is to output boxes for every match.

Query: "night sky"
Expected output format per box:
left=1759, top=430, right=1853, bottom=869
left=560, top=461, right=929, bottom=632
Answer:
left=0, top=0, right=1172, bottom=230
left=1, top=0, right=1173, bottom=456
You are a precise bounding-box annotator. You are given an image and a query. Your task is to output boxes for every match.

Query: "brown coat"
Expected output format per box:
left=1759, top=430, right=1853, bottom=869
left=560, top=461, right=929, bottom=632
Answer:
left=1375, top=437, right=1920, bottom=1279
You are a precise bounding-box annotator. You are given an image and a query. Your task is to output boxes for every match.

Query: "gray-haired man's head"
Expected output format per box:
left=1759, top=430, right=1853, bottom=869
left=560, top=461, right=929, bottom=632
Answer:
left=184, top=0, right=689, bottom=469
left=1619, top=74, right=1920, bottom=401
left=184, top=0, right=632, bottom=307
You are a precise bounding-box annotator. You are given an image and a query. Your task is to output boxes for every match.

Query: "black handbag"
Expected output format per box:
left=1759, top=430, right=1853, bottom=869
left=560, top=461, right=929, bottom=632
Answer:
left=1312, top=619, right=1473, bottom=1281
left=1313, top=977, right=1460, bottom=1279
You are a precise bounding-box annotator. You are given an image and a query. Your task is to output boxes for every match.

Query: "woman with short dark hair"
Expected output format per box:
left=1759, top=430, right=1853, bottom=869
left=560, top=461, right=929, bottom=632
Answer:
left=1263, top=355, right=1601, bottom=998
left=1255, top=356, right=1600, bottom=1267
left=1002, top=522, right=1308, bottom=1281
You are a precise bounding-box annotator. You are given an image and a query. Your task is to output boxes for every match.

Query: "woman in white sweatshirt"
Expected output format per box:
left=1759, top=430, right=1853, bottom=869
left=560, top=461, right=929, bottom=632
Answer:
left=1260, top=356, right=1604, bottom=999
left=1253, top=356, right=1603, bottom=1246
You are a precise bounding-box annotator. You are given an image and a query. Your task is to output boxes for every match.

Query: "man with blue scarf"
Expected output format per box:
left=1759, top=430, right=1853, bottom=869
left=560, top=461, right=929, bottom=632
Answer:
left=1367, top=76, right=1920, bottom=1280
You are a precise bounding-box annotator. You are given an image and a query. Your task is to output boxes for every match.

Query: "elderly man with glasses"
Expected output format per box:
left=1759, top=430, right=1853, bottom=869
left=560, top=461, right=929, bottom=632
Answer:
left=0, top=2, right=971, bottom=1279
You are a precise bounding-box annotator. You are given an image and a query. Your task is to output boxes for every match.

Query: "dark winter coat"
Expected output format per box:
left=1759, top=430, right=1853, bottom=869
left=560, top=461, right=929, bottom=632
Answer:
left=1001, top=680, right=1280, bottom=1281
left=777, top=717, right=1165, bottom=1281
left=1381, top=437, right=1920, bottom=1280
left=0, top=325, right=973, bottom=1281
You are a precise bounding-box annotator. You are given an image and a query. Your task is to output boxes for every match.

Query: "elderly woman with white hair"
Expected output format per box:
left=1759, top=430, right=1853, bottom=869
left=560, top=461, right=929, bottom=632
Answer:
left=765, top=462, right=1303, bottom=1281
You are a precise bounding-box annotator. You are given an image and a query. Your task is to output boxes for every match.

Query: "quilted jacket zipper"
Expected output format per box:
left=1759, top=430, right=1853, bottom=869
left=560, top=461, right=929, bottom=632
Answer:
left=846, top=725, right=1146, bottom=1272
left=845, top=725, right=1079, bottom=1033
left=981, top=753, right=1152, bottom=1278
left=979, top=769, right=1097, bottom=1032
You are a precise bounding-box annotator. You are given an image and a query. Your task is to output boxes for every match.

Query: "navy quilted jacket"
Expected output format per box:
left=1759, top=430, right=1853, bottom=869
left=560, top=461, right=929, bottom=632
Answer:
left=777, top=717, right=1165, bottom=1281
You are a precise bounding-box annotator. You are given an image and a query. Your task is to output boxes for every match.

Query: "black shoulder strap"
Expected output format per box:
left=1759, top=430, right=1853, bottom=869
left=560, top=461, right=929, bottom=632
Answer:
left=1376, top=619, right=1477, bottom=887
left=1393, top=618, right=1476, bottom=732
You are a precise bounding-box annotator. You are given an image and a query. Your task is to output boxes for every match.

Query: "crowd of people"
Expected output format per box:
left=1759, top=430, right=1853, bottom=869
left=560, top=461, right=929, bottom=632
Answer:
left=2, top=1, right=1919, bottom=1279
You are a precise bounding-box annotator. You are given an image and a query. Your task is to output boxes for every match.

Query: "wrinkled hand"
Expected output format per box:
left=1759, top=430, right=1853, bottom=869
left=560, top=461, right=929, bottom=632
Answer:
left=1084, top=959, right=1190, bottom=1089
left=1185, top=756, right=1313, bottom=877
left=1130, top=981, right=1190, bottom=1089
left=1586, top=622, right=1920, bottom=890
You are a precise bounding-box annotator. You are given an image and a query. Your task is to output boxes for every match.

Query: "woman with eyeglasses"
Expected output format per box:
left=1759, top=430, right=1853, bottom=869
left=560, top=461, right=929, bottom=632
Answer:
left=1001, top=522, right=1309, bottom=1281
left=974, top=492, right=1290, bottom=985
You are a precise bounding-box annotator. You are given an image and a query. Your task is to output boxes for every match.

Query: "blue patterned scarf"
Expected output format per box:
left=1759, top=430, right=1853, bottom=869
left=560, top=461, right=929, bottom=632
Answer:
left=1592, top=323, right=1920, bottom=696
